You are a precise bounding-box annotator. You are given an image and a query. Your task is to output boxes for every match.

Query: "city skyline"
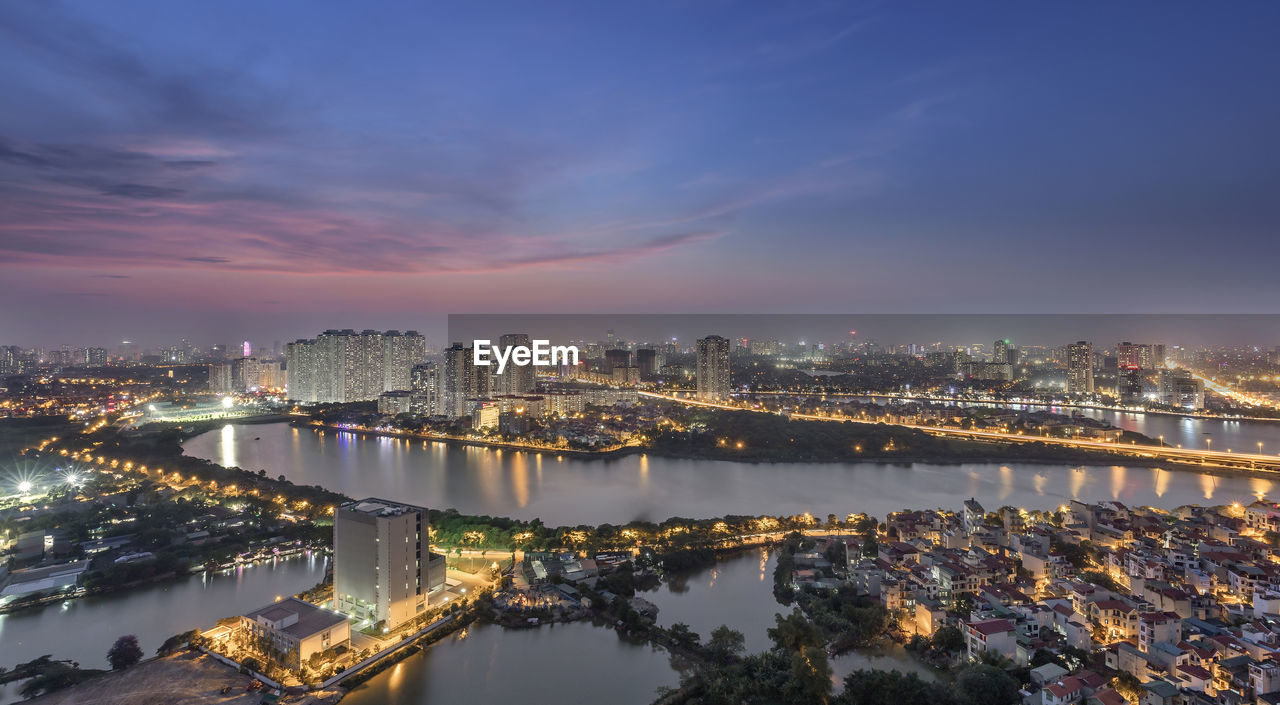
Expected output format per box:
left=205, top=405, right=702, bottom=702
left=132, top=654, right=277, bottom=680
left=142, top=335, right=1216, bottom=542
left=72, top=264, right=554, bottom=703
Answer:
left=3, top=2, right=1280, bottom=346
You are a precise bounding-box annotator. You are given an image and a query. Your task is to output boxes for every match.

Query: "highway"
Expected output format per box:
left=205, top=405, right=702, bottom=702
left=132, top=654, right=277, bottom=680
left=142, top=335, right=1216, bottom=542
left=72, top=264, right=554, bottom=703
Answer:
left=639, top=391, right=1280, bottom=473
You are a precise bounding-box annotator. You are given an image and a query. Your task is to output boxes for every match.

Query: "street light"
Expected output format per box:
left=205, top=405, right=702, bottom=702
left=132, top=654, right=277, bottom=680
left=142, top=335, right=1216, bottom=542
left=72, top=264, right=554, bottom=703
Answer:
left=16, top=480, right=32, bottom=494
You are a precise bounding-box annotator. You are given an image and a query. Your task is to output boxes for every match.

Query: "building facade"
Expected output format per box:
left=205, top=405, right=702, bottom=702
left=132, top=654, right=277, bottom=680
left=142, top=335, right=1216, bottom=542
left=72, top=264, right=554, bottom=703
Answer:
left=1067, top=341, right=1095, bottom=395
left=696, top=335, right=731, bottom=401
left=285, top=330, right=425, bottom=403
left=334, top=498, right=438, bottom=630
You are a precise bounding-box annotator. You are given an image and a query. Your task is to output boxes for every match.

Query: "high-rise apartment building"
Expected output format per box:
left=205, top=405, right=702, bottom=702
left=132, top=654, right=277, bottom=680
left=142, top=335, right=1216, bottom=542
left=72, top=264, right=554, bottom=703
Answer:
left=696, top=335, right=731, bottom=401
left=635, top=348, right=659, bottom=379
left=1159, top=369, right=1204, bottom=409
left=1116, top=341, right=1146, bottom=404
left=442, top=342, right=490, bottom=417
left=491, top=333, right=535, bottom=397
left=383, top=331, right=427, bottom=392
left=604, top=349, right=632, bottom=375
left=334, top=498, right=442, bottom=630
left=992, top=339, right=1010, bottom=364
left=1067, top=341, right=1095, bottom=395
left=285, top=330, right=425, bottom=403
left=86, top=347, right=108, bottom=366
left=411, top=362, right=442, bottom=415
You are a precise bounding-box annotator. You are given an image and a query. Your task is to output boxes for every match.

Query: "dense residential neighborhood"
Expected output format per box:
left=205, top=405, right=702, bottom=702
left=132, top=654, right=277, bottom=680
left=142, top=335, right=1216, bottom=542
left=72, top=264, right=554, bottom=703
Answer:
left=779, top=497, right=1280, bottom=705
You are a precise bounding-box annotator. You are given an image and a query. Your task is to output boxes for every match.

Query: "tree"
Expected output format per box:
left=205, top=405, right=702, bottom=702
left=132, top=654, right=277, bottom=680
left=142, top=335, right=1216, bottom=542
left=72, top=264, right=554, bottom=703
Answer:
left=1112, top=672, right=1144, bottom=704
left=156, top=629, right=200, bottom=656
left=706, top=625, right=746, bottom=665
left=107, top=635, right=143, bottom=670
left=668, top=622, right=701, bottom=650
left=782, top=646, right=832, bottom=704
left=954, top=664, right=1019, bottom=705
left=769, top=608, right=824, bottom=652
left=837, top=669, right=958, bottom=705
left=931, top=625, right=965, bottom=653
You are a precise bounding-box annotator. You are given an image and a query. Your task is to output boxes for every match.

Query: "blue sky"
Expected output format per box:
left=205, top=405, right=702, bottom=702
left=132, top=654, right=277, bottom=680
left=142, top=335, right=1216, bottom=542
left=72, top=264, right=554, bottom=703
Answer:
left=1, top=1, right=1278, bottom=346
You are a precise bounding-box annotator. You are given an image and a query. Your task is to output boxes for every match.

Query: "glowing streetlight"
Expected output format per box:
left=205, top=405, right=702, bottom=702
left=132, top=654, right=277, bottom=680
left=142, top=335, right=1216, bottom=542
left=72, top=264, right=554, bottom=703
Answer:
left=221, top=397, right=235, bottom=409
left=16, top=480, right=33, bottom=494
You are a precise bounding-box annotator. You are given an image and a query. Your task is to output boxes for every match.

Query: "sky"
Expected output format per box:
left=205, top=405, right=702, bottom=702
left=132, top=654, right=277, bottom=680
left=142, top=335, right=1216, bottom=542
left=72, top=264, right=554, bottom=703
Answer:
left=2, top=1, right=1279, bottom=348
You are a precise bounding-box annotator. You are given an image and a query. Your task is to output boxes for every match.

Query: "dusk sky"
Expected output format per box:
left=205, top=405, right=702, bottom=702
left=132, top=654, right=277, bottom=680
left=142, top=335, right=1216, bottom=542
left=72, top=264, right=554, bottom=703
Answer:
left=2, top=1, right=1279, bottom=347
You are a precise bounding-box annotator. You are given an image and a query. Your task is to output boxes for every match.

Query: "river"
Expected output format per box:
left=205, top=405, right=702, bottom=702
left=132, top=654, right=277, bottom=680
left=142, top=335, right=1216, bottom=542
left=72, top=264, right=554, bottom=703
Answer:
left=0, top=552, right=326, bottom=702
left=342, top=549, right=932, bottom=704
left=856, top=395, right=1280, bottom=454
left=186, top=422, right=1278, bottom=526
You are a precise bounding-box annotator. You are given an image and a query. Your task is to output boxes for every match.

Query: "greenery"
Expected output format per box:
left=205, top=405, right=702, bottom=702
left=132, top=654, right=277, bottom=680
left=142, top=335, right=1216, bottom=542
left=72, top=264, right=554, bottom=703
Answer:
left=1078, top=570, right=1121, bottom=592
left=107, top=635, right=143, bottom=670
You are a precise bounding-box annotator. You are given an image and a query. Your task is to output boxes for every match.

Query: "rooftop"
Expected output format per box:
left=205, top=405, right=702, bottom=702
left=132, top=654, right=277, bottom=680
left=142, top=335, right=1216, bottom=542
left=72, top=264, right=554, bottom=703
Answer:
left=245, top=598, right=348, bottom=639
left=341, top=498, right=427, bottom=517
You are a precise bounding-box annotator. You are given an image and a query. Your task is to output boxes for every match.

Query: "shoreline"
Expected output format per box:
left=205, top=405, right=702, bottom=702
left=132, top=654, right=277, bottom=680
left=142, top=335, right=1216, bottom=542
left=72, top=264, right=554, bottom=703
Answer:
left=738, top=390, right=1280, bottom=423
left=292, top=419, right=1280, bottom=480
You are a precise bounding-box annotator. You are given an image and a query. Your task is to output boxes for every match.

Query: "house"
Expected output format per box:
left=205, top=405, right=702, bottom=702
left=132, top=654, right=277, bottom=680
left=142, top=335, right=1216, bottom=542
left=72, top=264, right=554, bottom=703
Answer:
left=1138, top=612, right=1182, bottom=653
left=1087, top=688, right=1127, bottom=705
left=1041, top=676, right=1085, bottom=705
left=1090, top=599, right=1140, bottom=640
left=1138, top=679, right=1179, bottom=705
left=242, top=598, right=351, bottom=670
left=1030, top=663, right=1069, bottom=686
left=966, top=618, right=1017, bottom=663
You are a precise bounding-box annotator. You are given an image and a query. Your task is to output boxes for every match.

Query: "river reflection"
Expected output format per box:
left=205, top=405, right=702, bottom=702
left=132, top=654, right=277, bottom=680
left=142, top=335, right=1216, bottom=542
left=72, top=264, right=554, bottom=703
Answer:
left=187, top=423, right=1277, bottom=527
left=0, top=553, right=326, bottom=672
left=341, top=621, right=676, bottom=705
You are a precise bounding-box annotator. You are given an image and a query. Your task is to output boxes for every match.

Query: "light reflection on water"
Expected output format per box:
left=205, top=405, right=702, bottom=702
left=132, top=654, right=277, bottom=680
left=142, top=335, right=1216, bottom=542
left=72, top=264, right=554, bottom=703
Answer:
left=187, top=423, right=1280, bottom=528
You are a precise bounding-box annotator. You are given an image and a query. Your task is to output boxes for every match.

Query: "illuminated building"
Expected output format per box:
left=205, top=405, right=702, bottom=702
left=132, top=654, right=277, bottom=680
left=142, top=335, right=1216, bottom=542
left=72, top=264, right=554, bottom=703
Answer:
left=1159, top=369, right=1204, bottom=409
left=1067, top=341, right=1095, bottom=395
left=334, top=499, right=444, bottom=630
left=1116, top=342, right=1145, bottom=404
left=696, top=335, right=731, bottom=401
left=492, top=333, right=535, bottom=396
left=992, top=339, right=1010, bottom=364
left=411, top=362, right=442, bottom=415
left=443, top=342, right=489, bottom=417
left=285, top=330, right=425, bottom=403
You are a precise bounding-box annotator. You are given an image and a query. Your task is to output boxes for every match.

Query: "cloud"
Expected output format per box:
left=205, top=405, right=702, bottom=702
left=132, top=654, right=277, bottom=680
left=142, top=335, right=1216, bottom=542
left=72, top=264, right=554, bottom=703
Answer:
left=100, top=183, right=186, bottom=199
left=180, top=256, right=231, bottom=264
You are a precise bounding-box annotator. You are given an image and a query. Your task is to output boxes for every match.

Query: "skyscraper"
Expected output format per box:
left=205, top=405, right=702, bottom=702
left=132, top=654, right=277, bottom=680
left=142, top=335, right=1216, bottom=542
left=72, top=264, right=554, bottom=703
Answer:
left=284, top=330, right=425, bottom=403
left=1067, top=341, right=1095, bottom=395
left=383, top=331, right=427, bottom=392
left=492, top=333, right=535, bottom=396
left=604, top=348, right=632, bottom=374
left=696, top=335, right=731, bottom=401
left=334, top=498, right=442, bottom=630
left=411, top=362, right=442, bottom=415
left=443, top=342, right=489, bottom=417
left=992, top=339, right=1010, bottom=364
left=1116, top=342, right=1145, bottom=404
left=635, top=348, right=658, bottom=379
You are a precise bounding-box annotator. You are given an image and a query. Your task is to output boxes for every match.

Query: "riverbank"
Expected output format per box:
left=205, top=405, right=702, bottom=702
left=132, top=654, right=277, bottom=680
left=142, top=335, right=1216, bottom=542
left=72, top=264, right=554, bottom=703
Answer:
left=21, top=652, right=341, bottom=705
left=752, top=390, right=1280, bottom=423
left=301, top=418, right=1196, bottom=471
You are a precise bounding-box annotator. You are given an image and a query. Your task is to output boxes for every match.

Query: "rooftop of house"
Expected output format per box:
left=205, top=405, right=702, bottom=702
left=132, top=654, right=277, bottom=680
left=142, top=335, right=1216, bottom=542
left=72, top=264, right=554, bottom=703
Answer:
left=244, top=598, right=348, bottom=639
